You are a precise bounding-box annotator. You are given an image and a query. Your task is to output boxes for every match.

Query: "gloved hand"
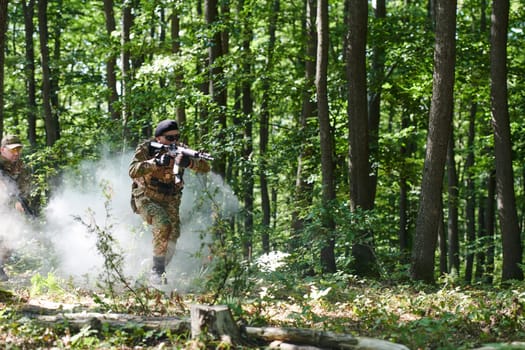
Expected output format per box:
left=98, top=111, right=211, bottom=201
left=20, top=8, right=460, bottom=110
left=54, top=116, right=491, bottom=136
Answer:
left=175, top=153, right=191, bottom=168
left=155, top=153, right=172, bottom=166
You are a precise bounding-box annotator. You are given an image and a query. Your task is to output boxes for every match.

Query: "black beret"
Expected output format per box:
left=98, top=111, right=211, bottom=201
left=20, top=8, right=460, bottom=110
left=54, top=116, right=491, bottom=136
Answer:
left=154, top=119, right=179, bottom=137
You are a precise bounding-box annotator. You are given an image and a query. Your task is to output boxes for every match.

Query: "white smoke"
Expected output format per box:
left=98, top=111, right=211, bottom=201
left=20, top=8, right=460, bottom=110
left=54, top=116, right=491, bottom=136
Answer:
left=0, top=173, right=37, bottom=267
left=1, top=151, right=239, bottom=292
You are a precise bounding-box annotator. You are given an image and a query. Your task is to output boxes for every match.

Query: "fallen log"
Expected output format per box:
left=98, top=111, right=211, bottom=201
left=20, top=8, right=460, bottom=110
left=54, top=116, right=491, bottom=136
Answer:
left=268, top=340, right=330, bottom=350
left=20, top=303, right=410, bottom=350
left=244, top=326, right=357, bottom=349
left=30, top=311, right=191, bottom=334
left=354, top=337, right=410, bottom=350
left=244, top=327, right=410, bottom=350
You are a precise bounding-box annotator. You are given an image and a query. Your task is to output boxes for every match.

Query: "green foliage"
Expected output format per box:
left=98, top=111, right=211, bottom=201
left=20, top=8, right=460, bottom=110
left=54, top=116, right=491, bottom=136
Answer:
left=6, top=246, right=525, bottom=349
left=30, top=272, right=66, bottom=297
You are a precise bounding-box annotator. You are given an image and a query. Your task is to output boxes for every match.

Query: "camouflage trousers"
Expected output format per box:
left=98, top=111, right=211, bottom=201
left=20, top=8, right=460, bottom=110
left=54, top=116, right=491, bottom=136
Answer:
left=133, top=192, right=182, bottom=265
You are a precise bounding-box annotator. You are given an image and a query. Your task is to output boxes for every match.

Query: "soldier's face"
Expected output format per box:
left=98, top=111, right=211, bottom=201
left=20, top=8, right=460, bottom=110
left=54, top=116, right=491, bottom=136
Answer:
left=0, top=146, right=22, bottom=162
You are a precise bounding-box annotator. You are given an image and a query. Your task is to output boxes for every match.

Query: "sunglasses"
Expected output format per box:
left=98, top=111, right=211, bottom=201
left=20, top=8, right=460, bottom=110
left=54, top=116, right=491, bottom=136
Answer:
left=163, top=134, right=180, bottom=142
left=8, top=147, right=22, bottom=154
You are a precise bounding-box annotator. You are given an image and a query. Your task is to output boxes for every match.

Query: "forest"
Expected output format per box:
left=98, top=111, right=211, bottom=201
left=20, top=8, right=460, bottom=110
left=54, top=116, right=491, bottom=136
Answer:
left=1, top=0, right=525, bottom=349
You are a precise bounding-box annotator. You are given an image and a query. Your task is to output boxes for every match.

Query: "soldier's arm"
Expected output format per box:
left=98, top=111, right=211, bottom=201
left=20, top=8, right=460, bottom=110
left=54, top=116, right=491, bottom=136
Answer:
left=129, top=143, right=157, bottom=178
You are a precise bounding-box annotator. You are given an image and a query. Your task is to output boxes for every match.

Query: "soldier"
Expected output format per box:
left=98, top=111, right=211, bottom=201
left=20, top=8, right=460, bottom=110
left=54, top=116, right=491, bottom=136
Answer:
left=0, top=134, right=33, bottom=282
left=129, top=120, right=210, bottom=285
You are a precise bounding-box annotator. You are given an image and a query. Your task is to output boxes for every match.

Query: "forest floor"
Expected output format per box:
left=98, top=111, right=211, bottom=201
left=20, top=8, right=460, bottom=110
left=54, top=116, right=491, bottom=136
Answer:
left=2, top=261, right=525, bottom=349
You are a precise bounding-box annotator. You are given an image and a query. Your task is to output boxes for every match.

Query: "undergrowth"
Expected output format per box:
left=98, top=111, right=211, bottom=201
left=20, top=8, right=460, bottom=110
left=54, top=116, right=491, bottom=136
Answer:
left=3, top=265, right=525, bottom=349
left=2, top=187, right=525, bottom=349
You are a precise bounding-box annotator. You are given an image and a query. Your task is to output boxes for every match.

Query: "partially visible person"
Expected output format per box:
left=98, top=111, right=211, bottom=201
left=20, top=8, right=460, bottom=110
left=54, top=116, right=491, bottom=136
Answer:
left=0, top=134, right=34, bottom=281
left=129, top=120, right=211, bottom=285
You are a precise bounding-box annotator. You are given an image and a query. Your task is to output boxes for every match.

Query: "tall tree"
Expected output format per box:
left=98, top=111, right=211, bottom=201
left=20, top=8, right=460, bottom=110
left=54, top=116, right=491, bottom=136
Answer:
left=410, top=0, right=456, bottom=283
left=490, top=0, right=523, bottom=281
left=483, top=171, right=496, bottom=284
left=103, top=0, right=119, bottom=121
left=464, top=102, right=477, bottom=283
left=239, top=0, right=254, bottom=258
left=291, top=0, right=317, bottom=244
left=259, top=0, right=279, bottom=253
left=50, top=0, right=61, bottom=116
left=347, top=0, right=376, bottom=276
left=465, top=0, right=487, bottom=285
left=316, top=0, right=336, bottom=273
left=447, top=129, right=459, bottom=276
left=22, top=0, right=37, bottom=147
left=38, top=0, right=59, bottom=145
left=399, top=112, right=414, bottom=256
left=368, top=0, right=385, bottom=203
left=0, top=0, right=7, bottom=138
left=438, top=210, right=447, bottom=275
left=121, top=0, right=133, bottom=140
left=170, top=4, right=186, bottom=126
left=205, top=0, right=226, bottom=178
left=347, top=0, right=372, bottom=214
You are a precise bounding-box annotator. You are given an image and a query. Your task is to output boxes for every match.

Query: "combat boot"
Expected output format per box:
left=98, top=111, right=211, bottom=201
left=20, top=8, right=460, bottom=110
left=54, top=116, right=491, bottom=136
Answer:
left=150, top=256, right=167, bottom=285
left=0, top=265, right=8, bottom=282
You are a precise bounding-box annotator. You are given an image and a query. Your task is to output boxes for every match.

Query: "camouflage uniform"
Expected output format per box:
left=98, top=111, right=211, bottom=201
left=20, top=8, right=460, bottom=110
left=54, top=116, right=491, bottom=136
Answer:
left=128, top=138, right=210, bottom=276
left=0, top=156, right=32, bottom=209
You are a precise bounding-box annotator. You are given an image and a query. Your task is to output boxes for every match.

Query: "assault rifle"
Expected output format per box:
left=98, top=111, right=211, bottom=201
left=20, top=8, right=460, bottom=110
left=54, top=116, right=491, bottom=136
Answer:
left=0, top=171, right=37, bottom=218
left=150, top=141, right=214, bottom=161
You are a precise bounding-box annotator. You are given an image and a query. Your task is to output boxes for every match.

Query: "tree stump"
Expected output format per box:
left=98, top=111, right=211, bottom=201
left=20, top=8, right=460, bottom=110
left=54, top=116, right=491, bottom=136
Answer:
left=190, top=304, right=242, bottom=345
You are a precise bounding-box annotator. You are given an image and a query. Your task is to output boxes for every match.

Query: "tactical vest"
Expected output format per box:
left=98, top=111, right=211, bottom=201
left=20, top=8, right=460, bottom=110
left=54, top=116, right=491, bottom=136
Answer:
left=131, top=141, right=184, bottom=206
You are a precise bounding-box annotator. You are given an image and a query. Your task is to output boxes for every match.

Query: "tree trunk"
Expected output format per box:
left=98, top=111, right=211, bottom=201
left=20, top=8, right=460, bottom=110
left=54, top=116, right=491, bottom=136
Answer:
left=50, top=0, right=61, bottom=117
left=121, top=1, right=133, bottom=141
left=438, top=210, right=447, bottom=275
left=22, top=1, right=36, bottom=143
left=367, top=0, right=386, bottom=205
left=464, top=102, right=477, bottom=283
left=316, top=0, right=336, bottom=273
left=447, top=129, right=459, bottom=277
left=0, top=0, right=8, bottom=137
left=170, top=6, right=186, bottom=126
left=410, top=0, right=456, bottom=283
left=484, top=170, right=496, bottom=284
left=490, top=0, right=523, bottom=282
left=22, top=0, right=37, bottom=147
left=347, top=0, right=377, bottom=276
left=38, top=0, right=59, bottom=146
left=475, top=191, right=486, bottom=282
left=398, top=113, right=414, bottom=256
left=205, top=0, right=227, bottom=178
left=347, top=0, right=372, bottom=212
left=291, top=0, right=317, bottom=247
left=260, top=0, right=279, bottom=253
left=239, top=0, right=254, bottom=259
left=399, top=173, right=409, bottom=254
left=103, top=0, right=119, bottom=121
